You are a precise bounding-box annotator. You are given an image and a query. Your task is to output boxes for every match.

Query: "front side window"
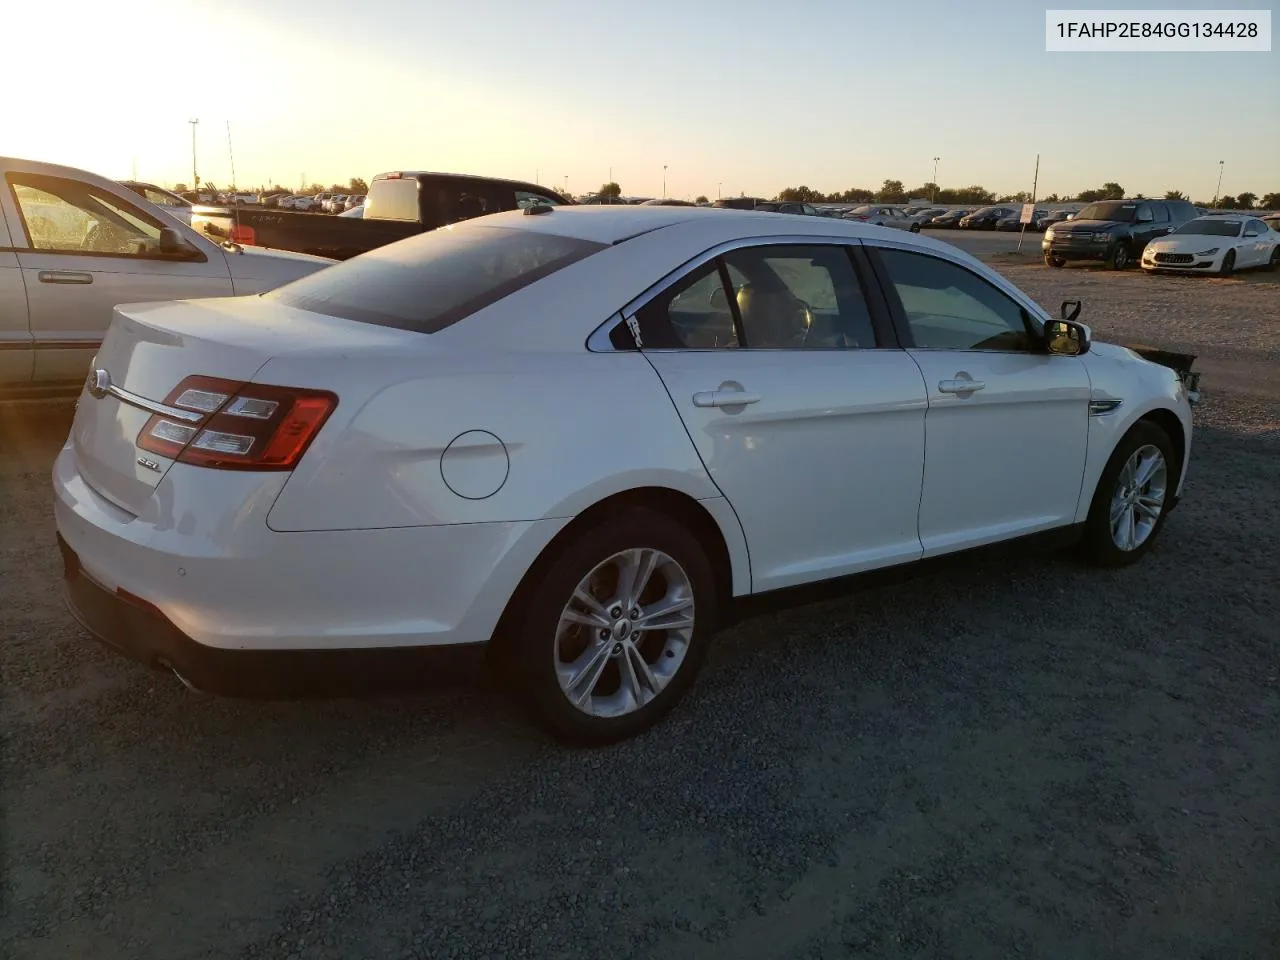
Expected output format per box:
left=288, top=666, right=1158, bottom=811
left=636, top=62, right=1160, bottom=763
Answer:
left=875, top=248, right=1037, bottom=352
left=635, top=261, right=739, bottom=349
left=9, top=174, right=167, bottom=256
left=144, top=187, right=185, bottom=208
left=721, top=245, right=875, bottom=349
left=268, top=224, right=605, bottom=334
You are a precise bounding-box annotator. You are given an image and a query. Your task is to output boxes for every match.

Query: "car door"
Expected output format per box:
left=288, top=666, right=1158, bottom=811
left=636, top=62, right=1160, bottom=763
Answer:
left=1243, top=219, right=1272, bottom=266
left=4, top=171, right=233, bottom=387
left=867, top=242, right=1091, bottom=557
left=628, top=241, right=929, bottom=592
left=1131, top=202, right=1162, bottom=251
left=0, top=203, right=33, bottom=388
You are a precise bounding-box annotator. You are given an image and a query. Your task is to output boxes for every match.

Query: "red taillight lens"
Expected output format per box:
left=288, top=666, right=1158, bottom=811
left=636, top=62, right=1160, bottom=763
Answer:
left=137, top=376, right=337, bottom=471
left=230, top=224, right=256, bottom=244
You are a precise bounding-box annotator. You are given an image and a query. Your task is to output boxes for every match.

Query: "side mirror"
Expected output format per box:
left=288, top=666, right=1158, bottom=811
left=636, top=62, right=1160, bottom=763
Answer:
left=1046, top=318, right=1090, bottom=357
left=1244, top=230, right=1258, bottom=238
left=158, top=227, right=197, bottom=258
left=1060, top=299, right=1082, bottom=323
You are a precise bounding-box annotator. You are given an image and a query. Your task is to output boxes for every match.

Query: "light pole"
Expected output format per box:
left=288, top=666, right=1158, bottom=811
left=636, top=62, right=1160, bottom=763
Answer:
left=564, top=175, right=568, bottom=195
left=663, top=165, right=668, bottom=198
left=932, top=156, right=940, bottom=202
left=717, top=181, right=722, bottom=199
left=1213, top=160, right=1224, bottom=207
left=188, top=119, right=199, bottom=187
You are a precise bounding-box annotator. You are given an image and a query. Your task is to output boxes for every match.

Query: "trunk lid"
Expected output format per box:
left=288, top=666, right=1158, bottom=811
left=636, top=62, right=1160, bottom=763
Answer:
left=70, top=296, right=417, bottom=516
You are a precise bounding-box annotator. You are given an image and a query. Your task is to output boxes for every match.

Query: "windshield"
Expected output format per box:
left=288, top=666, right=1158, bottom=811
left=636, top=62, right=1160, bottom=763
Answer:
left=1173, top=219, right=1242, bottom=238
left=268, top=224, right=606, bottom=333
left=1075, top=201, right=1137, bottom=222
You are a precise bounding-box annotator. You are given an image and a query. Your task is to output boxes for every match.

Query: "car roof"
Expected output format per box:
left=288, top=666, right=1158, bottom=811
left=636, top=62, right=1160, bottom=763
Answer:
left=448, top=205, right=969, bottom=249
left=374, top=170, right=554, bottom=191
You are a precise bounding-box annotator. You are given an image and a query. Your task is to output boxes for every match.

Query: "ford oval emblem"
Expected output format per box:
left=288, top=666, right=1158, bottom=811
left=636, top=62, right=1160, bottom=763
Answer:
left=87, top=368, right=111, bottom=400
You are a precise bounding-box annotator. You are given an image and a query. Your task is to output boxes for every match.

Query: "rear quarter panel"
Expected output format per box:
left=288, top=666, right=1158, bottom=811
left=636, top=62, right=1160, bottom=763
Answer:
left=260, top=347, right=728, bottom=532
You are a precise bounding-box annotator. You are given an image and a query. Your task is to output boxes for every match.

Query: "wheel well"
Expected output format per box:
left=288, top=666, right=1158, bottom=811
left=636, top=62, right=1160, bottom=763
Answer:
left=1139, top=408, right=1186, bottom=486
left=491, top=488, right=736, bottom=647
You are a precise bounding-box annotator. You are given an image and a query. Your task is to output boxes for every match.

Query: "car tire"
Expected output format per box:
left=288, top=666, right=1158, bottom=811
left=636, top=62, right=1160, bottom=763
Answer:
left=1108, top=244, right=1131, bottom=270
left=1045, top=255, right=1065, bottom=268
left=1080, top=420, right=1177, bottom=568
left=1219, top=250, right=1236, bottom=276
left=497, top=508, right=719, bottom=745
left=910, top=223, right=921, bottom=233
left=1268, top=247, right=1279, bottom=272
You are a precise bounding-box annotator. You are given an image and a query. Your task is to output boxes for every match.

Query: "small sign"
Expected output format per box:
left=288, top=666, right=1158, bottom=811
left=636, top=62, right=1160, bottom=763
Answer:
left=1020, top=203, right=1037, bottom=224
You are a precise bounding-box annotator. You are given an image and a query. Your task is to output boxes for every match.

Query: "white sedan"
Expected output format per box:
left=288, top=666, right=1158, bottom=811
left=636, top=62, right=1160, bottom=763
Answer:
left=54, top=207, right=1199, bottom=744
left=1141, top=214, right=1279, bottom=275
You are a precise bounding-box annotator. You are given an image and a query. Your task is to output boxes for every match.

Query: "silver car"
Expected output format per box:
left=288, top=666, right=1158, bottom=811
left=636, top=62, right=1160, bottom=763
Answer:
left=842, top=204, right=918, bottom=231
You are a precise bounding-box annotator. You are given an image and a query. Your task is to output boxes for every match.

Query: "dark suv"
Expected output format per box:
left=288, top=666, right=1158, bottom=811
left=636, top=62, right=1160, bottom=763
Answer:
left=1042, top=198, right=1199, bottom=269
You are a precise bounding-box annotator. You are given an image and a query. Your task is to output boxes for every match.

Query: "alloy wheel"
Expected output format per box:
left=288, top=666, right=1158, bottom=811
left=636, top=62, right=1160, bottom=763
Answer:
left=554, top=548, right=695, bottom=718
left=1109, top=444, right=1167, bottom=551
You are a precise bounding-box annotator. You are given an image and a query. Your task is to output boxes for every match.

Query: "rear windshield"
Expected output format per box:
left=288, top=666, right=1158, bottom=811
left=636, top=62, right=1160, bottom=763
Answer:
left=267, top=225, right=606, bottom=333
left=1173, top=219, right=1242, bottom=237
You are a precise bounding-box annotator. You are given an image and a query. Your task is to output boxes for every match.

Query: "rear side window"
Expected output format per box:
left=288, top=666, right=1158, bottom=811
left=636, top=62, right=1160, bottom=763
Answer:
left=365, top=178, right=420, bottom=222
left=267, top=225, right=605, bottom=334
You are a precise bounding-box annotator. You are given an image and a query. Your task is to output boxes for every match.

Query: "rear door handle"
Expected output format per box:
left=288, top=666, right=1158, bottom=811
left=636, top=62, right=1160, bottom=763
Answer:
left=938, top=379, right=986, bottom=394
left=38, top=271, right=93, bottom=284
left=692, top=389, right=762, bottom=409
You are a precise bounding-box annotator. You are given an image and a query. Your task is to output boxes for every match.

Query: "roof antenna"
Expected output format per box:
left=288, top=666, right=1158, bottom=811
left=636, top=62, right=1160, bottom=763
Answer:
left=225, top=120, right=243, bottom=251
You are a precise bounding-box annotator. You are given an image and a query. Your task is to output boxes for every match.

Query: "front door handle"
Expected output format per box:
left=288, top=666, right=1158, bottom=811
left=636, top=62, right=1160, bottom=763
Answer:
left=938, top=378, right=986, bottom=394
left=38, top=271, right=93, bottom=284
left=692, top=389, right=763, bottom=409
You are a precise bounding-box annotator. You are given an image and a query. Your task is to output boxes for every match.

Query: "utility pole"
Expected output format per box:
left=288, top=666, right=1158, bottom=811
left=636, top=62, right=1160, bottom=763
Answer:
left=1213, top=160, right=1224, bottom=207
left=1016, top=153, right=1040, bottom=254
left=932, top=156, right=940, bottom=202
left=188, top=119, right=199, bottom=187
left=663, top=164, right=668, bottom=198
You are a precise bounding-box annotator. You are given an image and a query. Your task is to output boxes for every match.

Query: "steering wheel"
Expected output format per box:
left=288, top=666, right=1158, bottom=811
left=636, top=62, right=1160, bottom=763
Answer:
left=80, top=222, right=122, bottom=253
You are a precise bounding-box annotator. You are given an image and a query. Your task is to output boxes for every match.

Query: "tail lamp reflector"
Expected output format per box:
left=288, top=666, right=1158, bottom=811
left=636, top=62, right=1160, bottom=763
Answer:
left=136, top=375, right=337, bottom=471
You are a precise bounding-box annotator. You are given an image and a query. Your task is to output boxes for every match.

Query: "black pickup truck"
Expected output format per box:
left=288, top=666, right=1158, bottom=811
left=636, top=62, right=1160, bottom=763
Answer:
left=191, top=172, right=573, bottom=260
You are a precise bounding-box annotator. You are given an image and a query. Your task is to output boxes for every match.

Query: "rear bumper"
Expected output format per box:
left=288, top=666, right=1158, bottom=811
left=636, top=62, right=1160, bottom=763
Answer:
left=53, top=438, right=568, bottom=658
left=59, top=534, right=485, bottom=697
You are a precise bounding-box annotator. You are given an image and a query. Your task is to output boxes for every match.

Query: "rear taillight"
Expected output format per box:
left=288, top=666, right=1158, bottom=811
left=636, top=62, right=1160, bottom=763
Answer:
left=137, top=375, right=337, bottom=471
left=229, top=224, right=256, bottom=244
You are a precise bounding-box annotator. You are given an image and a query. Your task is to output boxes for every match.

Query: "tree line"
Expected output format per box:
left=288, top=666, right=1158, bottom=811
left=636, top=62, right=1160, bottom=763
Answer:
left=774, top=180, right=1280, bottom=209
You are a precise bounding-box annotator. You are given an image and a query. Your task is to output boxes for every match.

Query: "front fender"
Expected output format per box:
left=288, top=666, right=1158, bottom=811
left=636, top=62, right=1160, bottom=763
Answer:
left=1076, top=344, right=1194, bottom=522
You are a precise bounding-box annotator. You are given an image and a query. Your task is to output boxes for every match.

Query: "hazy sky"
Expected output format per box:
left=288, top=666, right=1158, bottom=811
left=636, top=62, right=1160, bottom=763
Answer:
left=5, top=0, right=1276, bottom=200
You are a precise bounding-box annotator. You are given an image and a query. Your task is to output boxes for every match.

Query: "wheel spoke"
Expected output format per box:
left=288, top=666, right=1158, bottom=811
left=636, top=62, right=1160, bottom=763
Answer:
left=1109, top=495, right=1129, bottom=526
left=560, top=606, right=609, bottom=630
left=1125, top=505, right=1138, bottom=550
left=635, top=595, right=694, bottom=632
left=564, top=641, right=613, bottom=706
left=1134, top=452, right=1163, bottom=489
left=619, top=549, right=660, bottom=607
left=1135, top=495, right=1163, bottom=522
left=572, top=587, right=610, bottom=620
left=621, top=641, right=660, bottom=704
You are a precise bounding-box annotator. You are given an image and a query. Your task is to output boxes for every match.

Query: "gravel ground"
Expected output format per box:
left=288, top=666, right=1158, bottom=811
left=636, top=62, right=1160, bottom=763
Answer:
left=2, top=263, right=1277, bottom=960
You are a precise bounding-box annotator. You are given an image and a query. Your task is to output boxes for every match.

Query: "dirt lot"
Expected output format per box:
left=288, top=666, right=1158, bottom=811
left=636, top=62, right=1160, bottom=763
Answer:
left=2, top=263, right=1277, bottom=960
